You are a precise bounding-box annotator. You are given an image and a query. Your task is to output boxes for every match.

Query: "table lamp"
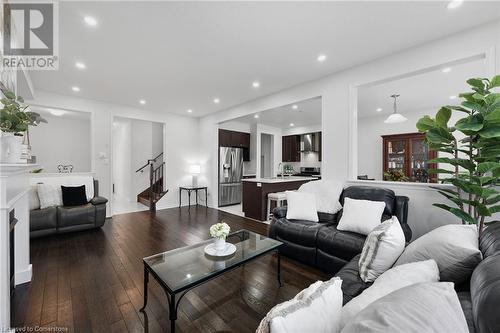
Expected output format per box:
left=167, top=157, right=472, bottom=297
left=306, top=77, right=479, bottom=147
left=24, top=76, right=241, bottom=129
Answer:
left=189, top=164, right=201, bottom=186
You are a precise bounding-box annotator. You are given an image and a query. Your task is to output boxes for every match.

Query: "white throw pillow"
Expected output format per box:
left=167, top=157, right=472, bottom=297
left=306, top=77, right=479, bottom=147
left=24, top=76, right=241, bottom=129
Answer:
left=341, top=259, right=439, bottom=328
left=270, top=277, right=343, bottom=333
left=298, top=180, right=343, bottom=214
left=341, top=282, right=469, bottom=333
left=358, top=216, right=406, bottom=282
left=37, top=183, right=63, bottom=209
left=395, top=224, right=482, bottom=284
left=337, top=198, right=386, bottom=235
left=295, top=280, right=323, bottom=300
left=286, top=191, right=319, bottom=222
left=256, top=280, right=325, bottom=333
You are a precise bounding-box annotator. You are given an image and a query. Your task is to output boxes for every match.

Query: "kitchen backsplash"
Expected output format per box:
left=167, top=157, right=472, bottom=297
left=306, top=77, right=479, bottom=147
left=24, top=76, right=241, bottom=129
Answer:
left=286, top=152, right=321, bottom=172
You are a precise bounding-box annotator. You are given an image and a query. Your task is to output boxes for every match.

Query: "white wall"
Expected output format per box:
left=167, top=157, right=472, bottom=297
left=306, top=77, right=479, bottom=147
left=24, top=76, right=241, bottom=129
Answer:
left=199, top=21, right=500, bottom=239
left=255, top=124, right=282, bottom=178
left=29, top=91, right=200, bottom=216
left=29, top=112, right=91, bottom=173
left=112, top=118, right=132, bottom=201
left=260, top=133, right=273, bottom=177
left=219, top=120, right=251, bottom=133
left=130, top=119, right=154, bottom=198
left=152, top=122, right=164, bottom=159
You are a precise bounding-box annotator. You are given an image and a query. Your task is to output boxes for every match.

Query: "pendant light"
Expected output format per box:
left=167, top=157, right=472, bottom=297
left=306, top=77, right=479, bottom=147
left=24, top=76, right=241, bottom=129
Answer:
left=384, top=94, right=407, bottom=124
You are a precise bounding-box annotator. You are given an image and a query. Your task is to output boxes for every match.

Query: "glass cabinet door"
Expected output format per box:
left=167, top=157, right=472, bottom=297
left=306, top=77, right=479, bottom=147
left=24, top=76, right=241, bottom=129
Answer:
left=410, top=138, right=431, bottom=182
left=386, top=139, right=406, bottom=172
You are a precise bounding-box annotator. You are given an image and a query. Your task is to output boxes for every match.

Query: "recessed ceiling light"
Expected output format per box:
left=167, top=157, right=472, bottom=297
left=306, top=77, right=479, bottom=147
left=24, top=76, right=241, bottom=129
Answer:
left=449, top=95, right=457, bottom=100
left=71, top=86, right=80, bottom=92
left=317, top=54, right=327, bottom=62
left=291, top=104, right=298, bottom=110
left=213, top=98, right=220, bottom=104
left=254, top=114, right=259, bottom=119
left=49, top=109, right=67, bottom=116
left=376, top=108, right=383, bottom=112
left=252, top=81, right=260, bottom=88
left=442, top=67, right=452, bottom=73
left=447, top=0, right=464, bottom=9
left=139, top=99, right=146, bottom=105
left=289, top=123, right=295, bottom=127
left=84, top=16, right=97, bottom=26
left=75, top=62, right=86, bottom=69
left=187, top=109, right=193, bottom=113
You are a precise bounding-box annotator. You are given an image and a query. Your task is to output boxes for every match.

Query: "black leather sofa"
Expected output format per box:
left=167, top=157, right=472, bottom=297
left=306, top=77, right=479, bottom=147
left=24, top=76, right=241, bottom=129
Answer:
left=335, top=221, right=500, bottom=333
left=269, top=186, right=411, bottom=274
left=30, top=179, right=108, bottom=238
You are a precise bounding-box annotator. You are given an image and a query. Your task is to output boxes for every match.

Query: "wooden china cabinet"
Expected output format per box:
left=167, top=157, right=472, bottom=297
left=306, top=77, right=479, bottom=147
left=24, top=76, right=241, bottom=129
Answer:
left=382, top=132, right=437, bottom=183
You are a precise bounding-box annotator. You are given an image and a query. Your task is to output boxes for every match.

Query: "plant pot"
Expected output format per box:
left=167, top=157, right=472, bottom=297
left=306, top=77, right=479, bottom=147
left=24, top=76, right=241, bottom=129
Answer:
left=1, top=134, right=24, bottom=163
left=214, top=238, right=226, bottom=251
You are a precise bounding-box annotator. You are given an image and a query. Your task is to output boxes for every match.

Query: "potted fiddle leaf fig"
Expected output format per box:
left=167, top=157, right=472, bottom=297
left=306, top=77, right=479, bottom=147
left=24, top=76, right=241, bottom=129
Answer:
left=0, top=88, right=46, bottom=163
left=416, top=75, right=500, bottom=234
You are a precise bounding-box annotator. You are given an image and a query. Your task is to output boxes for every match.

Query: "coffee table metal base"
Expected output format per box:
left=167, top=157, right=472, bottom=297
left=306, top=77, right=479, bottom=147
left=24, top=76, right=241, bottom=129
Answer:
left=139, top=250, right=282, bottom=333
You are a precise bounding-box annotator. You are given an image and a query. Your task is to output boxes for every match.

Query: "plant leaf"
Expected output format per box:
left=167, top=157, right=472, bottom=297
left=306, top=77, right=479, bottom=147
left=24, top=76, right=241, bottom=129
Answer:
left=491, top=75, right=500, bottom=88
left=490, top=205, right=500, bottom=214
left=436, top=107, right=452, bottom=128
left=416, top=116, right=436, bottom=132
left=477, top=162, right=500, bottom=173
left=479, top=125, right=500, bottom=138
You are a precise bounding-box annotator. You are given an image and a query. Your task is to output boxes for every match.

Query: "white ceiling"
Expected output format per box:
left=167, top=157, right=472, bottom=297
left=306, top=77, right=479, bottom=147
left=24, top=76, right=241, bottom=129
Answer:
left=358, top=56, right=490, bottom=118
left=223, top=97, right=321, bottom=130
left=28, top=1, right=500, bottom=117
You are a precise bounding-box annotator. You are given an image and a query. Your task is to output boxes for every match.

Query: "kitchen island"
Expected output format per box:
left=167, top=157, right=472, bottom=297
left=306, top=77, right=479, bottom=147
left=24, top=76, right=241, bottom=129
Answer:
left=242, top=176, right=318, bottom=221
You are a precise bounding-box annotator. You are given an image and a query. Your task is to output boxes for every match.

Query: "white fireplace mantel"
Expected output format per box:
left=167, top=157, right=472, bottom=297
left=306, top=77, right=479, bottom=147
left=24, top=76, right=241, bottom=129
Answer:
left=0, top=163, right=38, bottom=333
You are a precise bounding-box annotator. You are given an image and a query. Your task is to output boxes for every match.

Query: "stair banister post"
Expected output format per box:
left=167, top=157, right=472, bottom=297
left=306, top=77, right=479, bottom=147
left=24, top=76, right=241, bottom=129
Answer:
left=149, top=163, right=154, bottom=211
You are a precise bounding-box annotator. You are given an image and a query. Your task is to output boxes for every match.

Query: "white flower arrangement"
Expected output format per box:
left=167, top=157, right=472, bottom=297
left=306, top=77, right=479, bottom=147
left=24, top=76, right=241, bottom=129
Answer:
left=209, top=222, right=230, bottom=240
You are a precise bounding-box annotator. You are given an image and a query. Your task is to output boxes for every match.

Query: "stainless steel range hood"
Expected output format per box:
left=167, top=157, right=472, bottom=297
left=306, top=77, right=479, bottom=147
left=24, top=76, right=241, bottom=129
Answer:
left=300, top=133, right=320, bottom=152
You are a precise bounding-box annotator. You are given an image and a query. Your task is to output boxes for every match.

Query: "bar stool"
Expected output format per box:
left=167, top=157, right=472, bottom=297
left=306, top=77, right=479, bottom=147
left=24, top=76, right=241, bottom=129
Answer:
left=267, top=191, right=287, bottom=221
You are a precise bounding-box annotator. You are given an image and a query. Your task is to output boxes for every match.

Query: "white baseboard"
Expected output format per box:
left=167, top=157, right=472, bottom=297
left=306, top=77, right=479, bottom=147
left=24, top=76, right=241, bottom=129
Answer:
left=15, top=264, right=32, bottom=285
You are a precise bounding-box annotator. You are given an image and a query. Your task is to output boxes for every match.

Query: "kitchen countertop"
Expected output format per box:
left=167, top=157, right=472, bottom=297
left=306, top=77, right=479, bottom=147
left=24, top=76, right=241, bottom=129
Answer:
left=242, top=176, right=319, bottom=183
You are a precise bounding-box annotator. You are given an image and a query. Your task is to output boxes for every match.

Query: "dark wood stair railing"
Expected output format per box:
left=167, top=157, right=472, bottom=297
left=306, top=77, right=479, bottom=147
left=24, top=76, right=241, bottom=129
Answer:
left=136, top=153, right=168, bottom=211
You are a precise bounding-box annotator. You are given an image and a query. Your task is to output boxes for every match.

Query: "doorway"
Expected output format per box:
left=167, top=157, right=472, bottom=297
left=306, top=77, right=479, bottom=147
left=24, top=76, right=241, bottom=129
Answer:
left=260, top=133, right=274, bottom=178
left=112, top=116, right=165, bottom=215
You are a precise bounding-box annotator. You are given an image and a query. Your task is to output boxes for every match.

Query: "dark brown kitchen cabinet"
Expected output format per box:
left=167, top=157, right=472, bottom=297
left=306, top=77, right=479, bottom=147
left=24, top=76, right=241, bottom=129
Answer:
left=282, top=135, right=301, bottom=162
left=219, top=129, right=250, bottom=148
left=219, top=129, right=251, bottom=161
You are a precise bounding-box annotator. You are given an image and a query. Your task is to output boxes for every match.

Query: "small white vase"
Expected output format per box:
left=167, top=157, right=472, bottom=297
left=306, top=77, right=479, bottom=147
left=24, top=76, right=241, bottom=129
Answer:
left=214, top=238, right=226, bottom=251
left=213, top=260, right=226, bottom=270
left=4, top=135, right=23, bottom=163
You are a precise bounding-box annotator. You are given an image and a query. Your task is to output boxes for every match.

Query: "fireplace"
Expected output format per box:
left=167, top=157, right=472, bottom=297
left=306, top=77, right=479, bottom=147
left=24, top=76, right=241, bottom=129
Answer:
left=9, top=209, right=17, bottom=295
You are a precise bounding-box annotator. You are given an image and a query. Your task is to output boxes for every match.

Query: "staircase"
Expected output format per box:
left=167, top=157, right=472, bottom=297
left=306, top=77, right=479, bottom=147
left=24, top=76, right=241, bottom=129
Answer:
left=136, top=153, right=168, bottom=211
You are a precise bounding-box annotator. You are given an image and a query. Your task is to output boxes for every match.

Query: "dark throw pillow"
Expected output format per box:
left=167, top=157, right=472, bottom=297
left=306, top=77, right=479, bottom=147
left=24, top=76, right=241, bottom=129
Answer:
left=61, top=185, right=88, bottom=206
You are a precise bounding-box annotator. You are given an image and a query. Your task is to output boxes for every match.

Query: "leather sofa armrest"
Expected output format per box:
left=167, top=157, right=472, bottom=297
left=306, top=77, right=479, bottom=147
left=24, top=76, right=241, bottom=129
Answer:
left=91, top=196, right=108, bottom=205
left=273, top=206, right=287, bottom=219
left=395, top=195, right=411, bottom=242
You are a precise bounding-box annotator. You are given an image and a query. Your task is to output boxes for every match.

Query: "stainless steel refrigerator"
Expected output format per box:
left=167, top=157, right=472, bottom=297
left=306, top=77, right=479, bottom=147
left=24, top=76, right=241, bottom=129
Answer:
left=219, top=147, right=243, bottom=206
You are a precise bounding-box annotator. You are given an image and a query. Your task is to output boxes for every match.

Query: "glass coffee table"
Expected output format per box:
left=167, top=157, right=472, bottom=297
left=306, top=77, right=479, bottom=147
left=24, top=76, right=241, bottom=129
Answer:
left=139, top=229, right=283, bottom=332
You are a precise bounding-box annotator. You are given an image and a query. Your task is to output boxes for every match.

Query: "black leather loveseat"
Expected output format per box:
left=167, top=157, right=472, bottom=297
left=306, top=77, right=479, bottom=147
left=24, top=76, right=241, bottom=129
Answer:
left=30, top=179, right=108, bottom=238
left=335, top=221, right=500, bottom=333
left=269, top=186, right=411, bottom=274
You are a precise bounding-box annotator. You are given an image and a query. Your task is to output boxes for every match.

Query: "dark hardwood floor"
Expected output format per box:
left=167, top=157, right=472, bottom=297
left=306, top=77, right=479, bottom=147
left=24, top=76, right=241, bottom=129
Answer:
left=11, top=206, right=329, bottom=333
